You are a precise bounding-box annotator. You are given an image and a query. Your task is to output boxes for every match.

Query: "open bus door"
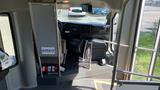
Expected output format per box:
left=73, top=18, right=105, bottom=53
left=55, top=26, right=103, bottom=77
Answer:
left=110, top=0, right=160, bottom=90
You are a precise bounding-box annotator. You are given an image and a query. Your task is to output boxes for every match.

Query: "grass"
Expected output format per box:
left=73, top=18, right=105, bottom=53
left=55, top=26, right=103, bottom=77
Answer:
left=138, top=32, right=155, bottom=48
left=153, top=53, right=160, bottom=77
left=132, top=32, right=160, bottom=81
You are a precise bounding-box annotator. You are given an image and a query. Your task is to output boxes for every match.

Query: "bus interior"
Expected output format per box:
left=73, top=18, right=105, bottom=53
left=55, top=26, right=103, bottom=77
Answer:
left=0, top=0, right=160, bottom=90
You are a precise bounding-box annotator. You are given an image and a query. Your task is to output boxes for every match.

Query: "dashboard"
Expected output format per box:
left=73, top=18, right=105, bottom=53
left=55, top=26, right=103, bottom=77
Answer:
left=58, top=21, right=106, bottom=39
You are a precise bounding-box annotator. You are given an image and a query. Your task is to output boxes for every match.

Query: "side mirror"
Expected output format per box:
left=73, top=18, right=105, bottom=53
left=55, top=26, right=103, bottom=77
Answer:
left=0, top=49, right=17, bottom=71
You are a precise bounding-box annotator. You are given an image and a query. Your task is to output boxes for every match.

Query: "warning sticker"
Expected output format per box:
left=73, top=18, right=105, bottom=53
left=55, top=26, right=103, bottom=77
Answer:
left=41, top=47, right=56, bottom=55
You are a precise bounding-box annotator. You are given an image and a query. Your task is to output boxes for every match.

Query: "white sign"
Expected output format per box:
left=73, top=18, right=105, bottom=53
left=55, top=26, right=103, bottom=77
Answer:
left=41, top=47, right=56, bottom=55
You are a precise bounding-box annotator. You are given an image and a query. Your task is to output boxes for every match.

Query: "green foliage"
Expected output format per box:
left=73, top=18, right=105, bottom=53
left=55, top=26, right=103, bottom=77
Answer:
left=132, top=32, right=160, bottom=81
left=138, top=32, right=155, bottom=48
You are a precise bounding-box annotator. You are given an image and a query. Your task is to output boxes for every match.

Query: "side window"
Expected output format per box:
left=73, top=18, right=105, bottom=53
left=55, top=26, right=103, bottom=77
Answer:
left=0, top=14, right=17, bottom=70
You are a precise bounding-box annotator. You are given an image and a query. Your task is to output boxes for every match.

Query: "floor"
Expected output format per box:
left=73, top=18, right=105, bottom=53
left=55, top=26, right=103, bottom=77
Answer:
left=72, top=63, right=115, bottom=90
left=21, top=63, right=116, bottom=90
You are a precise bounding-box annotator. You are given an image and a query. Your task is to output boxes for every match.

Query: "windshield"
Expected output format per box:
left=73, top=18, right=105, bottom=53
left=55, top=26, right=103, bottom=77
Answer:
left=72, top=9, right=82, bottom=13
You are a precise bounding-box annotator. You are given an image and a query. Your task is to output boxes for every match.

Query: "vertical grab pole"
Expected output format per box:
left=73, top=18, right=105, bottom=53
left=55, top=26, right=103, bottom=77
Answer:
left=110, top=0, right=129, bottom=90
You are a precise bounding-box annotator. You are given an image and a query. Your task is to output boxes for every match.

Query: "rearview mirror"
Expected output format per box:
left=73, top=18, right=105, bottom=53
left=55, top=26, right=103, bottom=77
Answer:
left=0, top=49, right=17, bottom=71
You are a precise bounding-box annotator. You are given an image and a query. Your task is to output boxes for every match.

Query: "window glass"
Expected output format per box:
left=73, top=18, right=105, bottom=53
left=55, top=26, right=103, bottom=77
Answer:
left=0, top=14, right=17, bottom=70
left=132, top=0, right=160, bottom=80
left=72, top=9, right=82, bottom=12
left=152, top=51, right=160, bottom=81
left=0, top=15, right=15, bottom=56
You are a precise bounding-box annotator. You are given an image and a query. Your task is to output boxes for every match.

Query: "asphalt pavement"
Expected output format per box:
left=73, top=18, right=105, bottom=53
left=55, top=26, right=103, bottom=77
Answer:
left=57, top=9, right=107, bottom=26
left=141, top=6, right=160, bottom=32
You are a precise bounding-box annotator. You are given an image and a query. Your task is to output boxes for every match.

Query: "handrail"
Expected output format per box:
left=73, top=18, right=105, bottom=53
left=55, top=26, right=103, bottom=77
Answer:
left=93, top=39, right=158, bottom=52
left=92, top=39, right=129, bottom=48
left=110, top=0, right=129, bottom=89
left=116, top=69, right=160, bottom=80
left=136, top=47, right=155, bottom=52
left=115, top=80, right=160, bottom=86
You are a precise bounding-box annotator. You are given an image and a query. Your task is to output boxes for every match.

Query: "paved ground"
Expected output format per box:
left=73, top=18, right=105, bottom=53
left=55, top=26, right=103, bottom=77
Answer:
left=141, top=6, right=160, bottom=32
left=57, top=9, right=107, bottom=26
